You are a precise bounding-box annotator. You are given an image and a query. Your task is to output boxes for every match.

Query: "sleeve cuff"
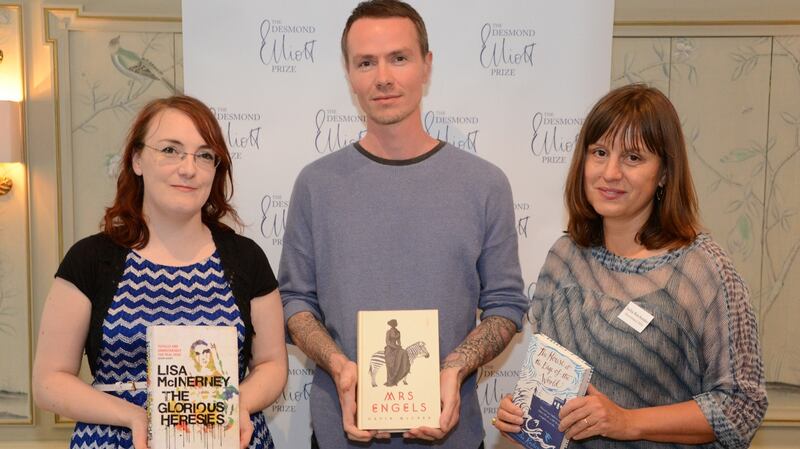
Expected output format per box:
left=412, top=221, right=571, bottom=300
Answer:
left=480, top=306, right=526, bottom=332
left=282, top=298, right=324, bottom=345
left=693, top=391, right=746, bottom=449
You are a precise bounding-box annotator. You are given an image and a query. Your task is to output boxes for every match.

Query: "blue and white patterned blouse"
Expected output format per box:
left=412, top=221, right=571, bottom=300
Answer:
left=69, top=251, right=274, bottom=449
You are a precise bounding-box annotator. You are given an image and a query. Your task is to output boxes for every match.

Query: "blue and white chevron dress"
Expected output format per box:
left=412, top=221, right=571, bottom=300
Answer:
left=70, top=251, right=274, bottom=449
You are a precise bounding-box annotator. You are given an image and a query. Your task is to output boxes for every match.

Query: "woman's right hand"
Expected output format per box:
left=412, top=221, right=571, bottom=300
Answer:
left=126, top=405, right=150, bottom=449
left=493, top=395, right=525, bottom=444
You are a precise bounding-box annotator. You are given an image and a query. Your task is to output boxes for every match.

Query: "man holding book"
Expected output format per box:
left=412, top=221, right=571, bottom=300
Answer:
left=278, top=1, right=529, bottom=448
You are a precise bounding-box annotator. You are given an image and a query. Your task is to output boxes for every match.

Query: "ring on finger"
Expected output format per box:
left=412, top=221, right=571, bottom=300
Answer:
left=491, top=417, right=497, bottom=426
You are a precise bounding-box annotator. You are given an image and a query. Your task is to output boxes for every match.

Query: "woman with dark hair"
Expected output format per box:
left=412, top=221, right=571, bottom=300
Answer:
left=493, top=84, right=767, bottom=448
left=33, top=95, right=287, bottom=449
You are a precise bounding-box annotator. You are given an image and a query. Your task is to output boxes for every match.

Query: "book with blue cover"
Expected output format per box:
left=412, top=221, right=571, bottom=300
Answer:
left=509, top=333, right=593, bottom=449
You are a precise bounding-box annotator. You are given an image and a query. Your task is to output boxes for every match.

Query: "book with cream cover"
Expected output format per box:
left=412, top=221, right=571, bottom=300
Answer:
left=510, top=333, right=593, bottom=449
left=147, top=325, right=240, bottom=449
left=356, top=309, right=440, bottom=431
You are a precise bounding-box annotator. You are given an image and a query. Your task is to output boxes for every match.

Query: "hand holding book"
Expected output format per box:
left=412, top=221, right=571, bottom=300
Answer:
left=493, top=394, right=524, bottom=439
left=126, top=404, right=150, bottom=449
left=494, top=384, right=633, bottom=446
left=330, top=353, right=391, bottom=442
left=558, top=384, right=633, bottom=442
left=238, top=406, right=254, bottom=449
left=402, top=366, right=460, bottom=441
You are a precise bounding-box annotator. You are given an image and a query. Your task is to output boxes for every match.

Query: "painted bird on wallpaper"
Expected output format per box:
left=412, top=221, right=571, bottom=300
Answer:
left=108, top=36, right=176, bottom=94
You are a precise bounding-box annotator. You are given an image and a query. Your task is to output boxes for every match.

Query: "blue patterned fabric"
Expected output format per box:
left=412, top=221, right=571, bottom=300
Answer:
left=530, top=234, right=767, bottom=449
left=69, top=251, right=274, bottom=449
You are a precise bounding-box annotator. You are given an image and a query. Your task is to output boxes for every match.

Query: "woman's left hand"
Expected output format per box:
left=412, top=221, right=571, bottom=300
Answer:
left=558, top=384, right=634, bottom=441
left=239, top=407, right=253, bottom=449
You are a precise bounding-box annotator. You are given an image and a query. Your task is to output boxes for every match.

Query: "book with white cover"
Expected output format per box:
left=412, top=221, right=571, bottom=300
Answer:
left=147, top=325, right=239, bottom=449
left=510, top=333, right=593, bottom=449
left=356, top=309, right=440, bottom=431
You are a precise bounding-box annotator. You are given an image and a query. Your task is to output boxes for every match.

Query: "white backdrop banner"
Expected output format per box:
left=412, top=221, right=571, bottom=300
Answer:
left=183, top=1, right=613, bottom=447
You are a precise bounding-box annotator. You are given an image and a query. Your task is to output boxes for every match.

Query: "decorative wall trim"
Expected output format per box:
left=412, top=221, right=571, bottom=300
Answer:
left=614, top=19, right=800, bottom=37
left=0, top=1, right=32, bottom=426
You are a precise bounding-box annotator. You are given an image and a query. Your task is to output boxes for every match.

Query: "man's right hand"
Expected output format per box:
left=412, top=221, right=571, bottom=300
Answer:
left=329, top=353, right=390, bottom=442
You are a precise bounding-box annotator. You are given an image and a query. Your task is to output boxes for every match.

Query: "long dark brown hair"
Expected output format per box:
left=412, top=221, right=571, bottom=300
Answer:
left=564, top=84, right=699, bottom=250
left=103, top=95, right=241, bottom=248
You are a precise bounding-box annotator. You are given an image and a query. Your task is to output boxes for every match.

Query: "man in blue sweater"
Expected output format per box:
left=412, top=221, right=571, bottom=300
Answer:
left=279, top=1, right=529, bottom=448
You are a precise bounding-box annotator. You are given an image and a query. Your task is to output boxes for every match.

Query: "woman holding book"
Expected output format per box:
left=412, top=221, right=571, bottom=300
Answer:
left=492, top=84, right=767, bottom=448
left=33, top=95, right=288, bottom=449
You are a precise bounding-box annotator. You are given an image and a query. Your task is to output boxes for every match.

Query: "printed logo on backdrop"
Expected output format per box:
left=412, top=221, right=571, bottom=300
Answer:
left=479, top=23, right=536, bottom=77
left=259, top=19, right=317, bottom=73
left=260, top=194, right=289, bottom=247
left=423, top=111, right=479, bottom=153
left=525, top=281, right=537, bottom=324
left=314, top=109, right=367, bottom=154
left=515, top=201, right=532, bottom=239
left=530, top=112, right=583, bottom=164
left=269, top=368, right=314, bottom=414
left=211, top=106, right=262, bottom=161
left=477, top=364, right=520, bottom=416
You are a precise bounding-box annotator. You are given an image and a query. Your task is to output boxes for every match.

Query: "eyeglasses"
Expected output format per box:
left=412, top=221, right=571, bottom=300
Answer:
left=141, top=143, right=221, bottom=170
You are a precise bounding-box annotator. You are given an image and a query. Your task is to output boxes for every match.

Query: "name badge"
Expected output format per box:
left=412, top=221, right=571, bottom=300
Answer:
left=617, top=302, right=654, bottom=333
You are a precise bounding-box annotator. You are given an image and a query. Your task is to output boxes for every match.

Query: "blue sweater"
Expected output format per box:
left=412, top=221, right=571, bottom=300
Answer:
left=279, top=141, right=528, bottom=449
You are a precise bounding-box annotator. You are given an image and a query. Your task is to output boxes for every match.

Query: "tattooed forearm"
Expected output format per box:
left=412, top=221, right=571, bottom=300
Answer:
left=441, top=316, right=517, bottom=381
left=287, top=311, right=344, bottom=373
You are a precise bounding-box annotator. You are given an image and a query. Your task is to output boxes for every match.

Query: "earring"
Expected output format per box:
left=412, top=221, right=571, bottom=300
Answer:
left=656, top=185, right=665, bottom=202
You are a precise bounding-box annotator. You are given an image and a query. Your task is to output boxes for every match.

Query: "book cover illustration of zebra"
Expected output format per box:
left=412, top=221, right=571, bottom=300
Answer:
left=356, top=309, right=440, bottom=431
left=147, top=325, right=240, bottom=449
left=510, top=333, right=593, bottom=449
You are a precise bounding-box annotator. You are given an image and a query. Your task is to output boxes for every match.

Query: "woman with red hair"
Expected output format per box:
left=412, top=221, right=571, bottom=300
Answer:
left=33, top=95, right=287, bottom=449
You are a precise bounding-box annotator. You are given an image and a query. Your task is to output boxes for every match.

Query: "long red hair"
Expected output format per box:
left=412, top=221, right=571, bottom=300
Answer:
left=103, top=95, right=241, bottom=248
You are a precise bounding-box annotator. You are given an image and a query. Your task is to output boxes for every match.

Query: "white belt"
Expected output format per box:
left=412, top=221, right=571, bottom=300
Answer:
left=93, top=381, right=147, bottom=392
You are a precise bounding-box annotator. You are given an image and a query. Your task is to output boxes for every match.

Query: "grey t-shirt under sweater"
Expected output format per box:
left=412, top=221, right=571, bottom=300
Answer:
left=280, top=141, right=528, bottom=449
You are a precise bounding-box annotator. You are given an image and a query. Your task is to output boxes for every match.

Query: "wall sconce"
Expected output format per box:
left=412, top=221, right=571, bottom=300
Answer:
left=0, top=100, right=23, bottom=195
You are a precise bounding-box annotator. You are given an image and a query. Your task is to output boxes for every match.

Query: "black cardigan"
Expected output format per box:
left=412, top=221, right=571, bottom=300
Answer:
left=55, top=228, right=278, bottom=376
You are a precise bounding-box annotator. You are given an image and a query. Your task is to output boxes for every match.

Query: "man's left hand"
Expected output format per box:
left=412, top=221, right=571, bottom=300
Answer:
left=403, top=367, right=461, bottom=441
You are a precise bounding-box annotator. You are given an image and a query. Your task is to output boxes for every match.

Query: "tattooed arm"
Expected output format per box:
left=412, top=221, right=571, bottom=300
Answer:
left=441, top=315, right=518, bottom=381
left=404, top=315, right=518, bottom=441
left=286, top=311, right=344, bottom=373
left=286, top=312, right=388, bottom=442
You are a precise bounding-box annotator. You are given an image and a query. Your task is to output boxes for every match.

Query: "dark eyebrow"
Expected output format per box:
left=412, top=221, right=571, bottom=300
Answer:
left=351, top=47, right=414, bottom=61
left=350, top=53, right=375, bottom=62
